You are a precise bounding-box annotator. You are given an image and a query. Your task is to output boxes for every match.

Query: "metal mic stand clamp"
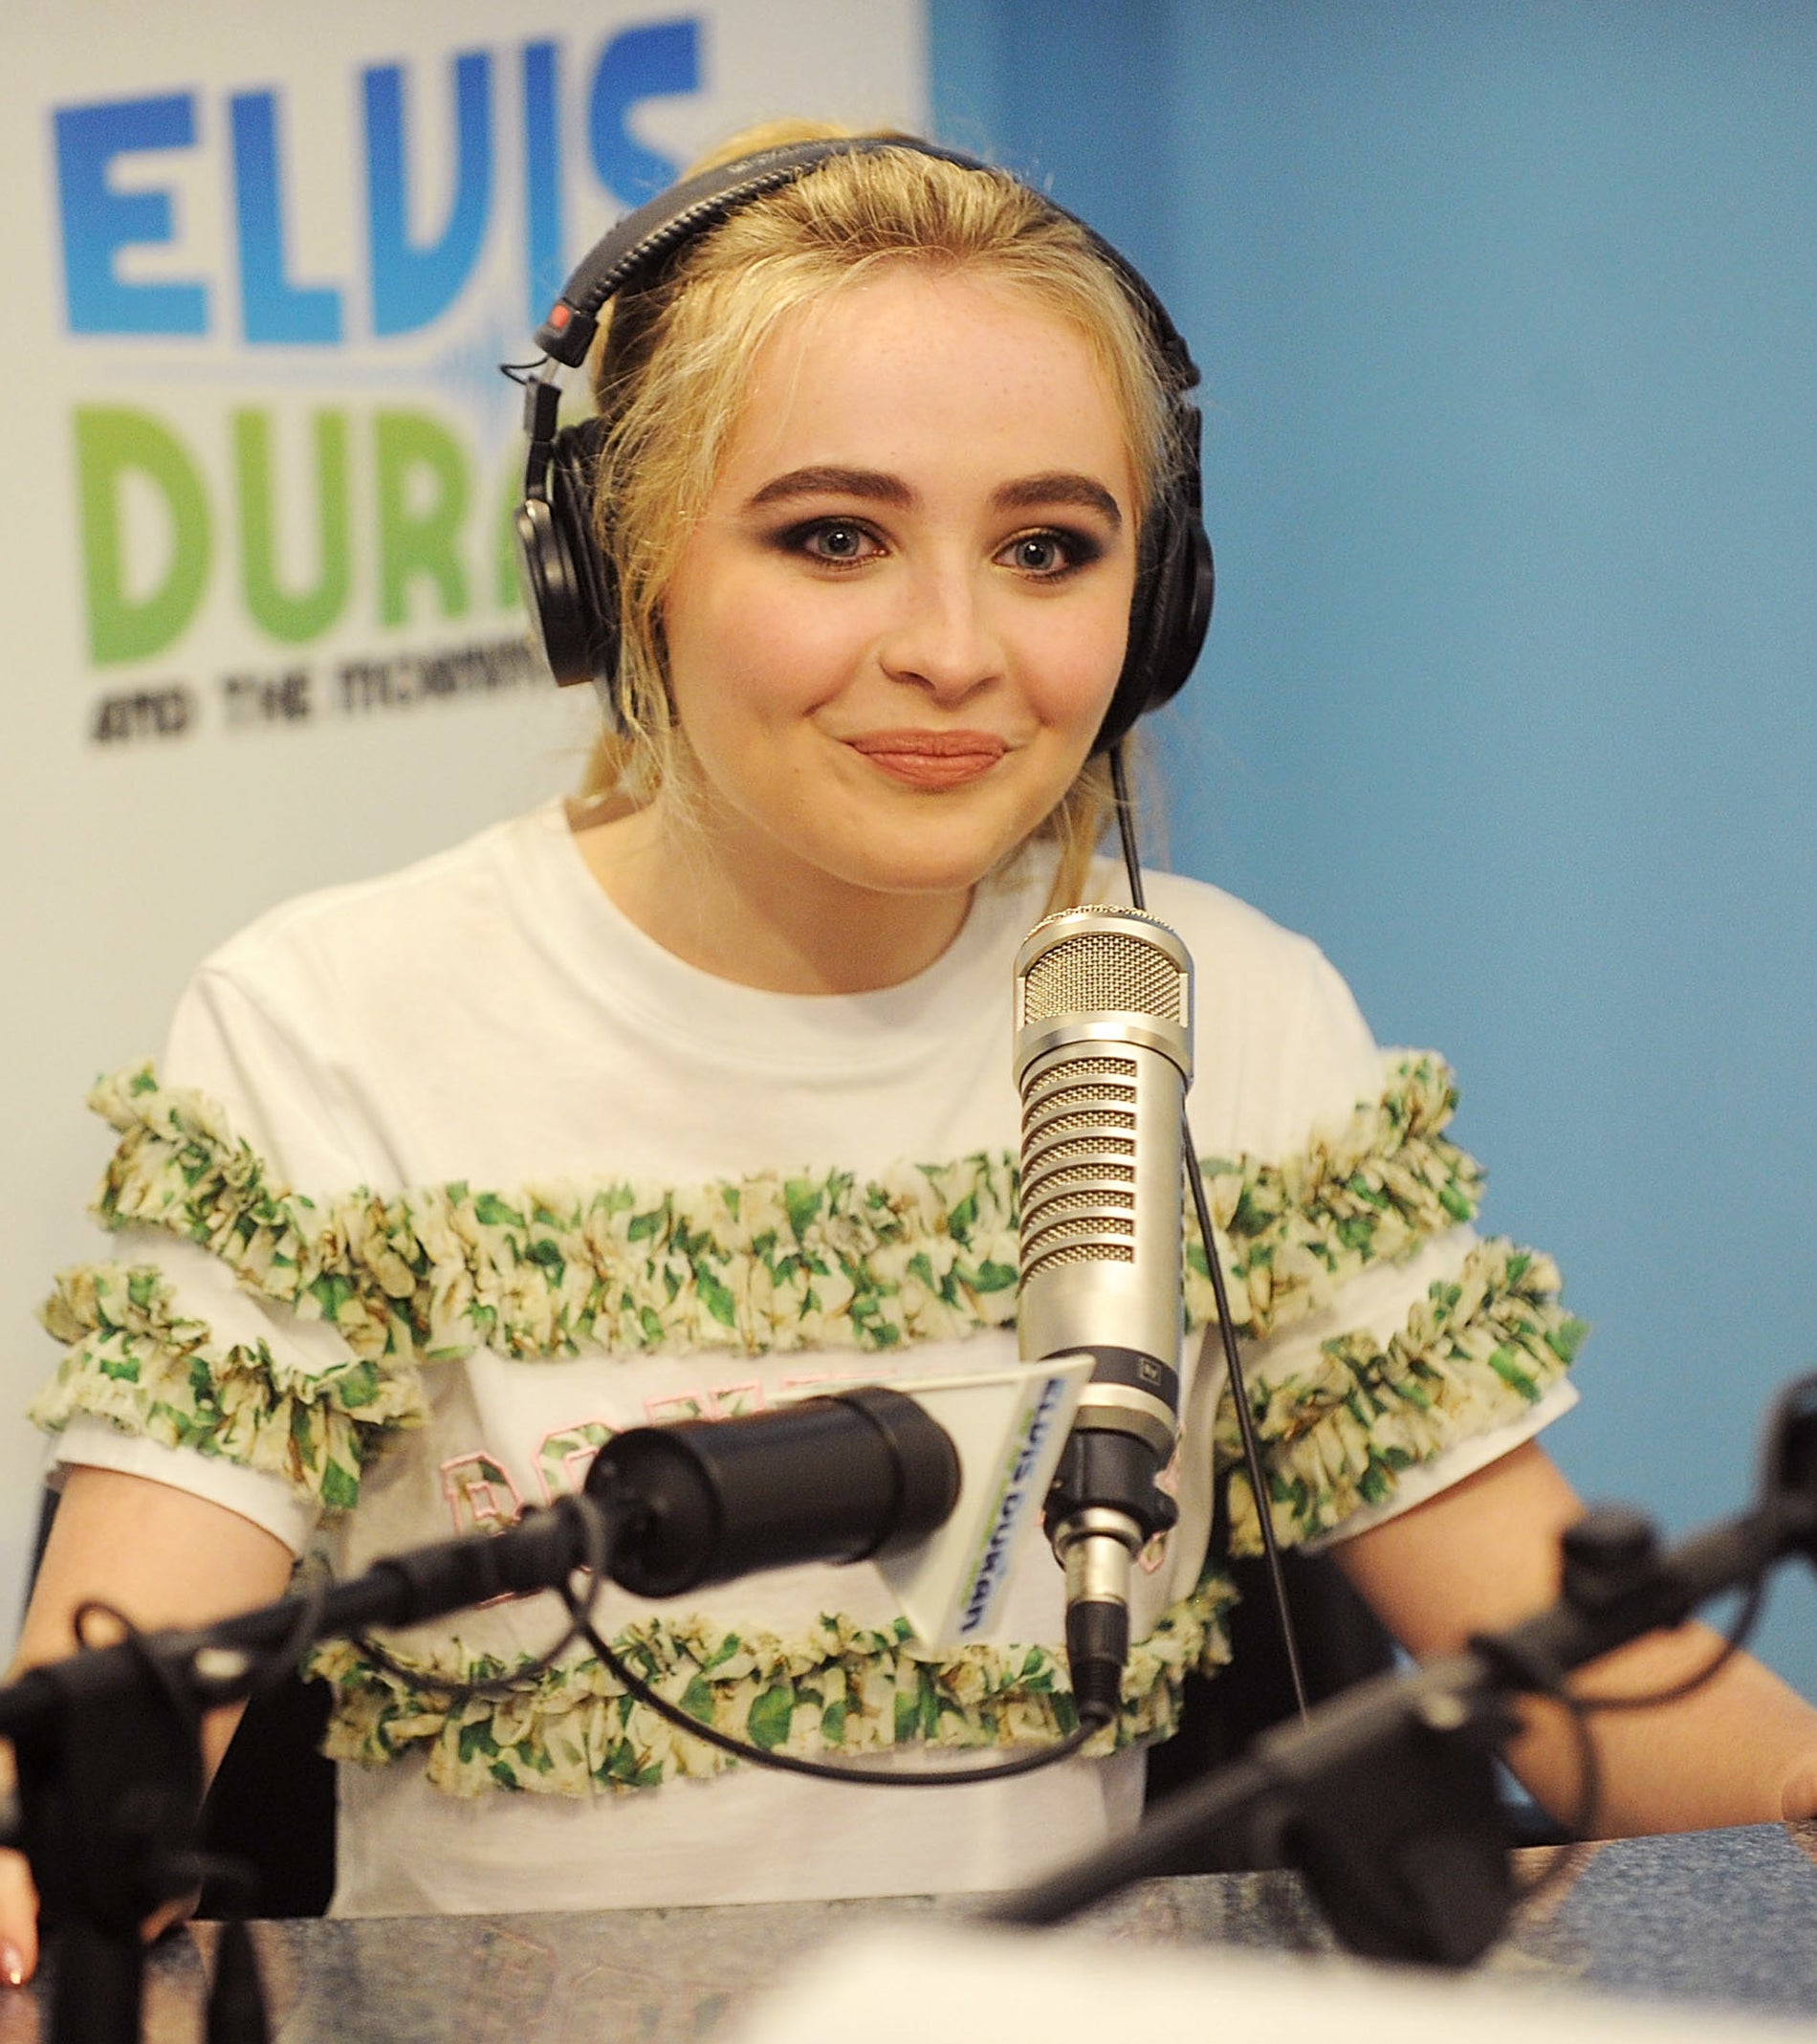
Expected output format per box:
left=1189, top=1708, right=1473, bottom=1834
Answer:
left=992, top=1643, right=1525, bottom=1964
left=1103, top=1501, right=1765, bottom=1967
left=1215, top=1659, right=1521, bottom=1966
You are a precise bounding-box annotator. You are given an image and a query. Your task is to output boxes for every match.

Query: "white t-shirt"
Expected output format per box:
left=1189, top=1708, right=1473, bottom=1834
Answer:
left=43, top=801, right=1574, bottom=1915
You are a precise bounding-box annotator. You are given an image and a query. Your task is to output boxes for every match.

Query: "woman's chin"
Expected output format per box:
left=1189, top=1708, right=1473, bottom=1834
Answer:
left=831, top=847, right=1023, bottom=904
left=824, top=810, right=1058, bottom=902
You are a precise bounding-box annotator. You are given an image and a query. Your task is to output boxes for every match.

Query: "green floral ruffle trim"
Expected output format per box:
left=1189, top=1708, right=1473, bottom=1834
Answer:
left=1221, top=1237, right=1587, bottom=1553
left=33, top=1053, right=1504, bottom=1513
left=1188, top=1051, right=1481, bottom=1335
left=60, top=1050, right=1479, bottom=1364
left=305, top=1573, right=1239, bottom=1797
left=32, top=1262, right=427, bottom=1509
left=74, top=1064, right=1025, bottom=1362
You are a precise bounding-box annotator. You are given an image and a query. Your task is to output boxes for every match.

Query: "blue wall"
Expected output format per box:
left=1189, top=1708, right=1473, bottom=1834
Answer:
left=931, top=0, right=1817, bottom=1700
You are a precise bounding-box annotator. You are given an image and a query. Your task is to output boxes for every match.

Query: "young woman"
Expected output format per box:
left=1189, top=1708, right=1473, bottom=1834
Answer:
left=6, top=122, right=1816, bottom=1972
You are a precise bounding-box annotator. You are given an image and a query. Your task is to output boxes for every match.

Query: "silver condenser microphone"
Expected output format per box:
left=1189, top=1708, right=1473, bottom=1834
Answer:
left=1014, top=905, right=1193, bottom=1729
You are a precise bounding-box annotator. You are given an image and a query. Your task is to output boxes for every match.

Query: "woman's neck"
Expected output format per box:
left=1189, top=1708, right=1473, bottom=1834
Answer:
left=570, top=797, right=974, bottom=996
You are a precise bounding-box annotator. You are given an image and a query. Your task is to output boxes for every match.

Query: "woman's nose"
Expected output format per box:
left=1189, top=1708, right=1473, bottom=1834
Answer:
left=874, top=562, right=1003, bottom=702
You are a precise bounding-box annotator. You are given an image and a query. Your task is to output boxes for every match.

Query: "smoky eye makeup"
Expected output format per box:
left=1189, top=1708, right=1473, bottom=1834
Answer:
left=996, top=526, right=1109, bottom=578
left=770, top=515, right=887, bottom=565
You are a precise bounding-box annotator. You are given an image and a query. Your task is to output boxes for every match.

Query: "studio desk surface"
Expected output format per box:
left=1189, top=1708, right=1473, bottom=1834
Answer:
left=4, top=1822, right=1816, bottom=2042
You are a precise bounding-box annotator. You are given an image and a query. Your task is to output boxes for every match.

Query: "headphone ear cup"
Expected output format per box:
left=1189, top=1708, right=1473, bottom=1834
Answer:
left=1094, top=497, right=1215, bottom=753
left=1152, top=515, right=1214, bottom=712
left=515, top=417, right=623, bottom=713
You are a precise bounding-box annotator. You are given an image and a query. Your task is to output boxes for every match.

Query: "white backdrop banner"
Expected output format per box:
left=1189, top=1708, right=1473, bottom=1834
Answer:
left=0, top=0, right=926, bottom=1639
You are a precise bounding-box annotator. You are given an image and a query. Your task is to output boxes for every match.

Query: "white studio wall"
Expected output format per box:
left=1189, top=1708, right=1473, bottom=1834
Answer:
left=1, top=0, right=927, bottom=1642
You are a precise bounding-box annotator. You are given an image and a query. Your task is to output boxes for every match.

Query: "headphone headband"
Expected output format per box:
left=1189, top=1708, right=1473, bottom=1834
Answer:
left=536, top=140, right=996, bottom=364
left=513, top=134, right=1214, bottom=749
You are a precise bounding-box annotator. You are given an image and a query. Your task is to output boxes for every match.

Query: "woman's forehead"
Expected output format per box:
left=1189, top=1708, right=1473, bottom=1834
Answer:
left=711, top=268, right=1139, bottom=507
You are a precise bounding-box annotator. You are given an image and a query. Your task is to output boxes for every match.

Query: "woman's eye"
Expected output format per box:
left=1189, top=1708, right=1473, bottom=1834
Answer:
left=998, top=529, right=1097, bottom=579
left=798, top=520, right=879, bottom=564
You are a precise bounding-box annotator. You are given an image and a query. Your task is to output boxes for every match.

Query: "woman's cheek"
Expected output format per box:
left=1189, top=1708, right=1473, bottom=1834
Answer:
left=732, top=594, right=877, bottom=717
left=1033, top=626, right=1127, bottom=736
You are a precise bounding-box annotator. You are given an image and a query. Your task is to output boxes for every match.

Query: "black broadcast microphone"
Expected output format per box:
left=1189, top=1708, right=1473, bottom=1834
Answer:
left=586, top=1385, right=961, bottom=1598
left=1014, top=906, right=1193, bottom=1728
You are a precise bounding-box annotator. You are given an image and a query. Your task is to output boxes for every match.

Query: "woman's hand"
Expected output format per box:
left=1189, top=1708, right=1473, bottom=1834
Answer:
left=0, top=1795, right=199, bottom=1989
left=3, top=1465, right=298, bottom=1984
left=0, top=1748, right=33, bottom=1988
left=1780, top=1751, right=1817, bottom=1824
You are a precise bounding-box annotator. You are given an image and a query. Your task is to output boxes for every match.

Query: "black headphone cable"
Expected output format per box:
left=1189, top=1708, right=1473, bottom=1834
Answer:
left=1109, top=740, right=1310, bottom=1723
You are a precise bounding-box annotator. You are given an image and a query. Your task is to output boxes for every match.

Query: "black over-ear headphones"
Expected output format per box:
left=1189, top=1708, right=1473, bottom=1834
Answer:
left=512, top=137, right=1214, bottom=755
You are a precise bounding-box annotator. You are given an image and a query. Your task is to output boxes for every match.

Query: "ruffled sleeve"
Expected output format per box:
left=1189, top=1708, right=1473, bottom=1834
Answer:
left=1171, top=1049, right=1583, bottom=1550
left=1215, top=1223, right=1582, bottom=1554
left=33, top=964, right=434, bottom=1526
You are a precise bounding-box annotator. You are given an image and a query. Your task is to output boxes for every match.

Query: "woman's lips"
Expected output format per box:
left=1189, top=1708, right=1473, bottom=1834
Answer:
left=844, top=730, right=1009, bottom=790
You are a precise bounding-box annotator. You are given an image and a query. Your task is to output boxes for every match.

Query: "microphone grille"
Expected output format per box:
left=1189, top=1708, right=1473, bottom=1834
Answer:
left=1020, top=926, right=1184, bottom=1028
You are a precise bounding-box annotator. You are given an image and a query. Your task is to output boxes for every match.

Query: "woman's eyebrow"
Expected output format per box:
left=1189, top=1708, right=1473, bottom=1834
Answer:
left=742, top=467, right=1124, bottom=527
left=993, top=473, right=1123, bottom=527
left=746, top=465, right=915, bottom=509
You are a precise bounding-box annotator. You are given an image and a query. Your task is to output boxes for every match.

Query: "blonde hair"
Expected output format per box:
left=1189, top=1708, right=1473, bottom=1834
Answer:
left=578, top=119, right=1175, bottom=907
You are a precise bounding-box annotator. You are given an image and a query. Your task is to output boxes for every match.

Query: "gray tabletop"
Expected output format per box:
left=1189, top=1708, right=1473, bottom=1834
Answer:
left=5, top=1822, right=1815, bottom=2042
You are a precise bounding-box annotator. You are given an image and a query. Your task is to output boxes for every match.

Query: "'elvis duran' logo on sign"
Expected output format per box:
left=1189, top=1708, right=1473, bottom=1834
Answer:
left=55, top=24, right=699, bottom=342
left=49, top=23, right=702, bottom=703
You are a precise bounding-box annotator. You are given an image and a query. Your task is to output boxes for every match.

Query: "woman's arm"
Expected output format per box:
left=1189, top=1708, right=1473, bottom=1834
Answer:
left=1333, top=1441, right=1817, bottom=1833
left=1, top=1465, right=297, bottom=1987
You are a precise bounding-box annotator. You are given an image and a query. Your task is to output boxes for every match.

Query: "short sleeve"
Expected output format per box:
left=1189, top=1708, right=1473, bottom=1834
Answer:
left=31, top=964, right=430, bottom=1548
left=1166, top=932, right=1584, bottom=1563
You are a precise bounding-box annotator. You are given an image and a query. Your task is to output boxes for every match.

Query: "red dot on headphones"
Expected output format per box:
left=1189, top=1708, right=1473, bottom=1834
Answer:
left=548, top=303, right=573, bottom=333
